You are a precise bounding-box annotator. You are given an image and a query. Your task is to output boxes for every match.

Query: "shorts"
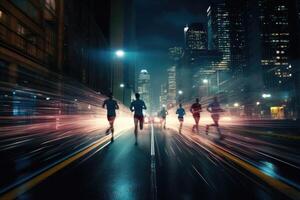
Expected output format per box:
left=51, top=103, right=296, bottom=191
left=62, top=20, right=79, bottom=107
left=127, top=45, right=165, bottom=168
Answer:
left=107, top=116, right=116, bottom=122
left=134, top=115, right=144, bottom=123
left=211, top=114, right=220, bottom=121
left=178, top=117, right=184, bottom=122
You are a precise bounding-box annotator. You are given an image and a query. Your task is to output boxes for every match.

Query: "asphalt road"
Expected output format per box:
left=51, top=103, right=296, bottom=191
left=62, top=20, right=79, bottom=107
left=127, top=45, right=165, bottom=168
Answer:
left=0, top=122, right=300, bottom=200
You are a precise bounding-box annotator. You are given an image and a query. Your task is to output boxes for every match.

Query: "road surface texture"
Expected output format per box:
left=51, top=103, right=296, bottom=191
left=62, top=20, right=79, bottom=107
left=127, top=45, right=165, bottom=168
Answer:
left=0, top=120, right=299, bottom=200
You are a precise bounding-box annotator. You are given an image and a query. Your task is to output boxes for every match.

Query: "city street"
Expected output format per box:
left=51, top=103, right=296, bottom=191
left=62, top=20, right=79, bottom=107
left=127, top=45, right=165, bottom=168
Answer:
left=0, top=119, right=299, bottom=200
left=1, top=0, right=300, bottom=199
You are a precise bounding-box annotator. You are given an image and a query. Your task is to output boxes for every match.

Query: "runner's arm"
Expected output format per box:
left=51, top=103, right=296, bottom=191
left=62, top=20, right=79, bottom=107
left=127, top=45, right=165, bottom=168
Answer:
left=143, top=102, right=147, bottom=110
left=130, top=102, right=134, bottom=112
left=115, top=102, right=119, bottom=110
left=206, top=105, right=211, bottom=113
left=102, top=100, right=106, bottom=108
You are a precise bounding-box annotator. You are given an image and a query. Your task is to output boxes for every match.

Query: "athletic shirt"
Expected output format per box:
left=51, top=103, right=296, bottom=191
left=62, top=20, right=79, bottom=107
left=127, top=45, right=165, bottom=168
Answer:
left=176, top=108, right=186, bottom=118
left=191, top=103, right=202, bottom=115
left=208, top=101, right=221, bottom=113
left=103, top=99, right=118, bottom=116
left=130, top=99, right=146, bottom=116
left=160, top=109, right=168, bottom=117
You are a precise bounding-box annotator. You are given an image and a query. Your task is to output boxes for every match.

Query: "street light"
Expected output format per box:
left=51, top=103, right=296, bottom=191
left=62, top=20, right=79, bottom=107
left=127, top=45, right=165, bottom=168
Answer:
left=178, top=90, right=183, bottom=95
left=203, top=79, right=208, bottom=84
left=120, top=83, right=125, bottom=104
left=262, top=93, right=271, bottom=98
left=256, top=101, right=260, bottom=105
left=234, top=102, right=239, bottom=107
left=115, top=50, right=125, bottom=58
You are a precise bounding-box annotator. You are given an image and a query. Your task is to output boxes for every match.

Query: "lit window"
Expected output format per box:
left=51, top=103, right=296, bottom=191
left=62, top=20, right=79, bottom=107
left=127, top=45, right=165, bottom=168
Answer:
left=17, top=23, right=26, bottom=35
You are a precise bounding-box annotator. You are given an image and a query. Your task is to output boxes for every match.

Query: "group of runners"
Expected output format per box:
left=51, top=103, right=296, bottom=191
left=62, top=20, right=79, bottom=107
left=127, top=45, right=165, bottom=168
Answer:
left=102, top=92, right=224, bottom=143
left=174, top=97, right=224, bottom=137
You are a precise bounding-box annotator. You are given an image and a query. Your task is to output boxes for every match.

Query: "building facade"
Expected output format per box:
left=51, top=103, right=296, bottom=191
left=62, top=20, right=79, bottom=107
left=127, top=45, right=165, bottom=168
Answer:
left=63, top=0, right=111, bottom=94
left=0, top=0, right=63, bottom=115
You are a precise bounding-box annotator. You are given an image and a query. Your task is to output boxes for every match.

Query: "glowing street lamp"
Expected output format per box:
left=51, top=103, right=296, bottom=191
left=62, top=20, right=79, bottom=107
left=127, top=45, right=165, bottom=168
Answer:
left=234, top=102, right=239, bottom=107
left=178, top=90, right=183, bottom=95
left=203, top=79, right=209, bottom=84
left=120, top=83, right=125, bottom=88
left=115, top=50, right=125, bottom=58
left=256, top=101, right=260, bottom=105
left=262, top=93, right=271, bottom=98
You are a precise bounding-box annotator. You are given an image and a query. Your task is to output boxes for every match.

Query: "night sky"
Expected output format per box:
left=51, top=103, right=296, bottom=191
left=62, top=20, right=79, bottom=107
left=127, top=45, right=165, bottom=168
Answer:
left=135, top=0, right=223, bottom=106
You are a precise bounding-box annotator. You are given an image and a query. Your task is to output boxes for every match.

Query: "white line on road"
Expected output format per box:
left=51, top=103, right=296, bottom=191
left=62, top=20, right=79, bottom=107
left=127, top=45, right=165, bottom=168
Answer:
left=150, top=123, right=157, bottom=200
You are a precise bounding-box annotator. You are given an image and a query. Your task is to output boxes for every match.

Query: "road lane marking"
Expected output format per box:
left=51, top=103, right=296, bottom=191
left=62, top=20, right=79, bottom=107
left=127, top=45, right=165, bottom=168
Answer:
left=224, top=127, right=300, bottom=140
left=150, top=123, right=157, bottom=200
left=185, top=133, right=300, bottom=200
left=209, top=142, right=300, bottom=200
left=0, top=130, right=128, bottom=200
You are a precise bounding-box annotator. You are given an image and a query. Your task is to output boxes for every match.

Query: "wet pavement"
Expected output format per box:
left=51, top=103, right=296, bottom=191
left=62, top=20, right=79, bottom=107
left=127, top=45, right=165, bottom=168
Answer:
left=0, top=121, right=299, bottom=200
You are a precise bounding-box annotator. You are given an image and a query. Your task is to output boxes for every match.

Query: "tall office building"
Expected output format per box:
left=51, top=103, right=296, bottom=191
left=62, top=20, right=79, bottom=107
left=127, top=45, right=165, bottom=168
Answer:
left=167, top=66, right=176, bottom=107
left=138, top=69, right=151, bottom=113
left=259, top=0, right=292, bottom=90
left=64, top=0, right=111, bottom=94
left=206, top=3, right=232, bottom=98
left=184, top=23, right=207, bottom=51
left=110, top=0, right=136, bottom=105
left=207, top=3, right=231, bottom=71
left=168, top=47, right=183, bottom=62
left=159, top=83, right=167, bottom=109
left=226, top=1, right=247, bottom=76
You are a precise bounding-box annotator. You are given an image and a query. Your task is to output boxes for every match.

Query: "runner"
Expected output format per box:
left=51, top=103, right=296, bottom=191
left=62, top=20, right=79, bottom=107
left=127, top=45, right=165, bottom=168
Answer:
left=190, top=98, right=202, bottom=133
left=102, top=93, right=119, bottom=141
left=159, top=107, right=168, bottom=129
left=130, top=93, right=147, bottom=144
left=176, top=103, right=185, bottom=134
left=206, top=96, right=224, bottom=138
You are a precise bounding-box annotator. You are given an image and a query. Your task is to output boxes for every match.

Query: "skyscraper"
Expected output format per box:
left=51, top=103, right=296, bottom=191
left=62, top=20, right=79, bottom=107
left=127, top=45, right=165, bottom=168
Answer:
left=207, top=4, right=230, bottom=71
left=184, top=23, right=207, bottom=51
left=64, top=0, right=111, bottom=94
left=138, top=69, right=151, bottom=113
left=259, top=0, right=292, bottom=90
left=168, top=47, right=183, bottom=62
left=159, top=83, right=167, bottom=109
left=226, top=0, right=247, bottom=76
left=167, top=66, right=176, bottom=108
left=207, top=3, right=231, bottom=97
left=110, top=0, right=136, bottom=104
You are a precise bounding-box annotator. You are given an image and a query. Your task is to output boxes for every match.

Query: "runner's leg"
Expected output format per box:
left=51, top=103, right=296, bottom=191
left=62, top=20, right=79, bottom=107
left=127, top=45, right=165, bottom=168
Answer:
left=195, top=116, right=200, bottom=133
left=134, top=117, right=138, bottom=137
left=139, top=116, right=144, bottom=130
left=106, top=117, right=111, bottom=134
left=110, top=118, right=115, bottom=138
